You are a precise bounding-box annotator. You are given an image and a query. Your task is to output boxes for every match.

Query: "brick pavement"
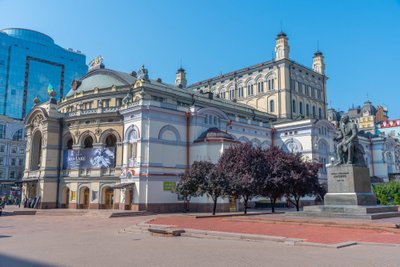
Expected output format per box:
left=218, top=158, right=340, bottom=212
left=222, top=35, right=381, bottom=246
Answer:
left=149, top=215, right=400, bottom=245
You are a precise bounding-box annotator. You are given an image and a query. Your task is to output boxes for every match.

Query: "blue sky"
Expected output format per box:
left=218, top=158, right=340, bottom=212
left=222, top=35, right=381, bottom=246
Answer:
left=1, top=0, right=400, bottom=118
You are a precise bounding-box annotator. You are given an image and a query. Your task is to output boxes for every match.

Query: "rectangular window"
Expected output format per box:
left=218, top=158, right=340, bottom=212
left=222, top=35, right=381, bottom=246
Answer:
left=102, top=99, right=110, bottom=108
left=0, top=146, right=4, bottom=153
left=0, top=157, right=3, bottom=165
left=11, top=158, right=15, bottom=166
left=11, top=147, right=17, bottom=153
left=20, top=148, right=25, bottom=154
left=10, top=171, right=15, bottom=179
left=19, top=159, right=23, bottom=166
left=116, top=98, right=123, bottom=106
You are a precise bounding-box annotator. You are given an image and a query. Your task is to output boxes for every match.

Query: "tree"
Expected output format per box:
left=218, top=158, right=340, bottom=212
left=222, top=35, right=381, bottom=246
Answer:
left=204, top=163, right=230, bottom=215
left=176, top=161, right=214, bottom=212
left=283, top=153, right=321, bottom=211
left=176, top=161, right=214, bottom=213
left=260, top=146, right=286, bottom=213
left=373, top=181, right=400, bottom=205
left=218, top=143, right=264, bottom=214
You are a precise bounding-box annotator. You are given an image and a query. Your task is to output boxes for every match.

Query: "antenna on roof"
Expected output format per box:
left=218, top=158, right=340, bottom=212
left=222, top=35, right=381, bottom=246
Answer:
left=280, top=20, right=283, bottom=32
left=317, top=40, right=319, bottom=51
left=180, top=57, right=183, bottom=69
left=366, top=92, right=369, bottom=101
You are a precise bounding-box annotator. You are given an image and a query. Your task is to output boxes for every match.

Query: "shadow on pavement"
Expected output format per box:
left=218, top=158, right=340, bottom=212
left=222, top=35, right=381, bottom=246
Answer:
left=0, top=254, right=54, bottom=267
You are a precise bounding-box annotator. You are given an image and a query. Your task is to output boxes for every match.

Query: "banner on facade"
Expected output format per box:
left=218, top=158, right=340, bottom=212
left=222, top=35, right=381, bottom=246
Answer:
left=63, top=148, right=115, bottom=169
left=163, top=182, right=176, bottom=192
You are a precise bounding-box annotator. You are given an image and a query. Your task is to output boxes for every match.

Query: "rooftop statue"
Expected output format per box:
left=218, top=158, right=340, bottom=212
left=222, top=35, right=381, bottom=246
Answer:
left=334, top=114, right=366, bottom=166
left=137, top=65, right=149, bottom=81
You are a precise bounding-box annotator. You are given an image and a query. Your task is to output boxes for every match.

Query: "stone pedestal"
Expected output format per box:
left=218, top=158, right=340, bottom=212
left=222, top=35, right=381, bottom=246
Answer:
left=324, top=165, right=376, bottom=206
left=297, top=165, right=400, bottom=220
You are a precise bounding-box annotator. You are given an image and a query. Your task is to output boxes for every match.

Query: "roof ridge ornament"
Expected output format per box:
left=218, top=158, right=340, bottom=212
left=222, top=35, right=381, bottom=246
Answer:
left=88, top=56, right=104, bottom=71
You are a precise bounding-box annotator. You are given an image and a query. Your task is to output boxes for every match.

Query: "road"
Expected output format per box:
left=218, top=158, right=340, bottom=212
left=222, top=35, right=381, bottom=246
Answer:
left=0, top=212, right=399, bottom=267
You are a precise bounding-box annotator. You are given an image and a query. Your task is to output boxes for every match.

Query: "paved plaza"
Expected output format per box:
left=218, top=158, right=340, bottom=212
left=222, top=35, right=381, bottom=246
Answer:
left=0, top=208, right=400, bottom=267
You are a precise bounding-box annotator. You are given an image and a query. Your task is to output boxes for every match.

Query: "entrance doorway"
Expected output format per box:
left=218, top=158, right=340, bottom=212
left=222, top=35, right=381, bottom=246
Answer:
left=102, top=187, right=114, bottom=209
left=124, top=188, right=133, bottom=210
left=63, top=187, right=70, bottom=208
left=79, top=187, right=90, bottom=209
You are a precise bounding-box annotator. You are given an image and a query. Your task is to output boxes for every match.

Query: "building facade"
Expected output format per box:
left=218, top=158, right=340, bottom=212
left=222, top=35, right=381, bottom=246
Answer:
left=22, top=67, right=334, bottom=211
left=21, top=33, right=335, bottom=211
left=0, top=28, right=87, bottom=119
left=0, top=115, right=25, bottom=196
left=189, top=32, right=328, bottom=121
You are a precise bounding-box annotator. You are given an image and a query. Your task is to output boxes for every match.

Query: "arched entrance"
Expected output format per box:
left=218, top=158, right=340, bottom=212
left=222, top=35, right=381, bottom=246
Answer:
left=63, top=187, right=70, bottom=208
left=124, top=188, right=133, bottom=210
left=79, top=187, right=90, bottom=209
left=102, top=187, right=114, bottom=209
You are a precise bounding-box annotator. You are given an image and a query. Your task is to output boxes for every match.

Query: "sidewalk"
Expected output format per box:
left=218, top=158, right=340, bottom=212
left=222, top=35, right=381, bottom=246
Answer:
left=148, top=213, right=400, bottom=245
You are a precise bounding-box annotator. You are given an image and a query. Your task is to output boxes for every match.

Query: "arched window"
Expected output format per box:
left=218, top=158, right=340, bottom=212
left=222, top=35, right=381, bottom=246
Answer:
left=105, top=134, right=117, bottom=166
left=292, top=100, right=296, bottom=113
left=13, top=129, right=23, bottom=141
left=268, top=79, right=274, bottom=90
left=299, top=102, right=303, bottom=115
left=269, top=100, right=275, bottom=113
left=306, top=104, right=310, bottom=116
left=312, top=106, right=316, bottom=117
left=105, top=135, right=117, bottom=148
left=83, top=136, right=93, bottom=148
left=30, top=131, right=42, bottom=170
left=220, top=89, right=226, bottom=99
left=247, top=84, right=254, bottom=96
left=238, top=86, right=244, bottom=98
left=257, top=81, right=264, bottom=93
left=229, top=89, right=235, bottom=100
left=128, top=129, right=139, bottom=167
left=319, top=107, right=322, bottom=119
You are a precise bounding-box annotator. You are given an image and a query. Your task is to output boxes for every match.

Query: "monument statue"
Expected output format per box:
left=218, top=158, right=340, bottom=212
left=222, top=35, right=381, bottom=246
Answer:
left=334, top=114, right=366, bottom=166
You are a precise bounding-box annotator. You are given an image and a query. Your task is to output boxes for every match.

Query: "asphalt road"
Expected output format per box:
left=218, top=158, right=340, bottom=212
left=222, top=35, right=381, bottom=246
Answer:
left=0, top=212, right=399, bottom=267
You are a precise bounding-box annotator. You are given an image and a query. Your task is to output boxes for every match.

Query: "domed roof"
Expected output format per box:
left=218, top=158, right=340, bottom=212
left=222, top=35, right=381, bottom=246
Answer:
left=361, top=100, right=377, bottom=116
left=194, top=127, right=235, bottom=143
left=65, top=68, right=136, bottom=97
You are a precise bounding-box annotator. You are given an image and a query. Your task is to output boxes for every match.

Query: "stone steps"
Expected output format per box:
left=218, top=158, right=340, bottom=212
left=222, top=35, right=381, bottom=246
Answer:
left=298, top=205, right=400, bottom=220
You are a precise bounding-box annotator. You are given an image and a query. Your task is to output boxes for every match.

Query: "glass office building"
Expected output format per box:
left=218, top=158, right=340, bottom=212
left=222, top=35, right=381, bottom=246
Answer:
left=0, top=28, right=87, bottom=119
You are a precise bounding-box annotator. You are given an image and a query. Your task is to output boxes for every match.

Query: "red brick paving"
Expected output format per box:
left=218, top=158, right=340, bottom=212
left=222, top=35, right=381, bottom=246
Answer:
left=149, top=216, right=400, bottom=245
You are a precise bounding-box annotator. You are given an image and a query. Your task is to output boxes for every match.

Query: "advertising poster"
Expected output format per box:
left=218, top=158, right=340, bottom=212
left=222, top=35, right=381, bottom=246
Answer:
left=63, top=148, right=115, bottom=169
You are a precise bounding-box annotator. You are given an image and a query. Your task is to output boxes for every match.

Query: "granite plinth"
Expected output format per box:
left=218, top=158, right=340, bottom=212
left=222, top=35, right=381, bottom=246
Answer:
left=324, top=165, right=377, bottom=206
left=293, top=165, right=400, bottom=220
